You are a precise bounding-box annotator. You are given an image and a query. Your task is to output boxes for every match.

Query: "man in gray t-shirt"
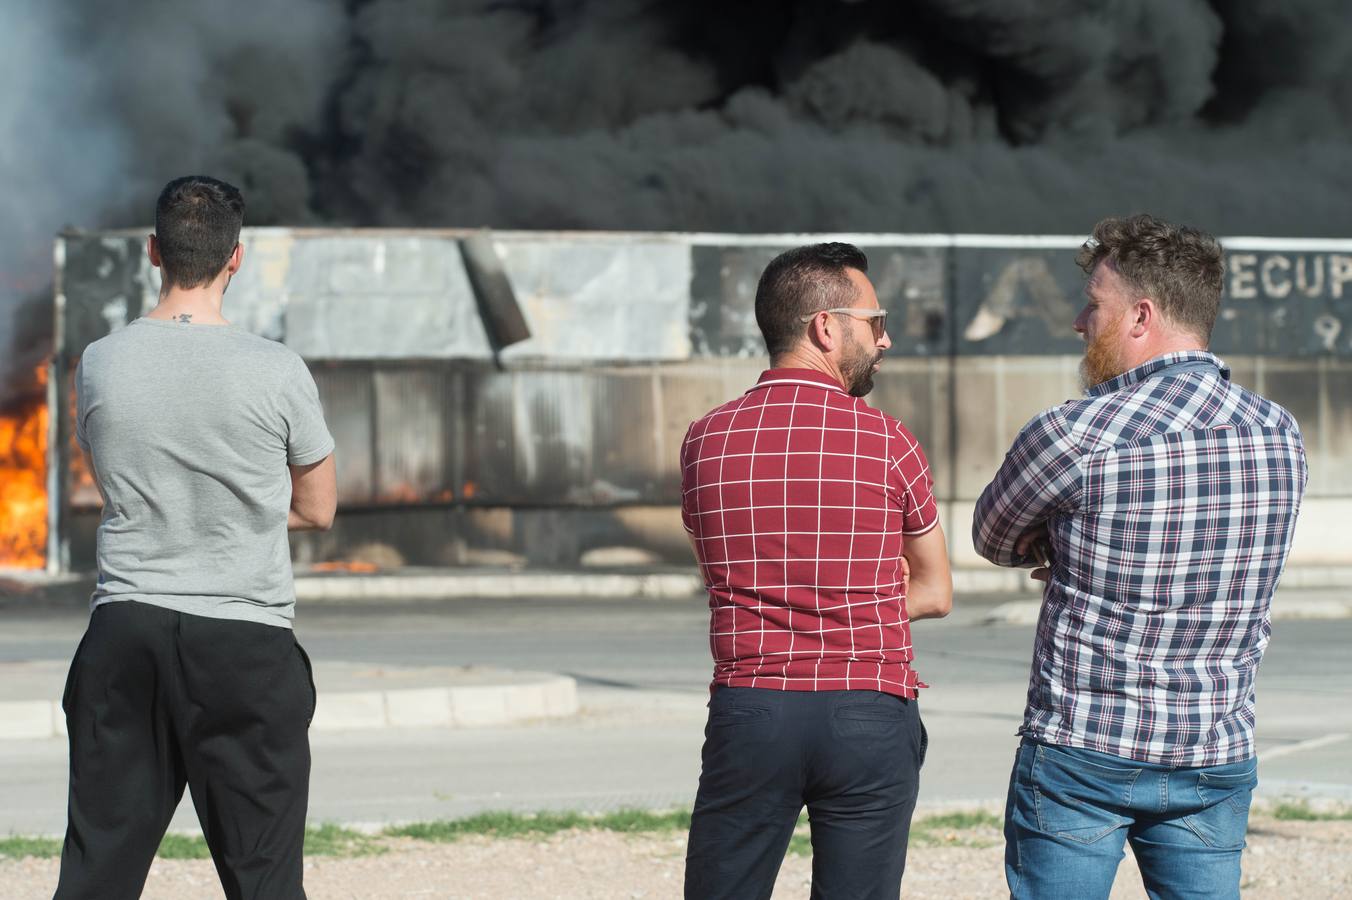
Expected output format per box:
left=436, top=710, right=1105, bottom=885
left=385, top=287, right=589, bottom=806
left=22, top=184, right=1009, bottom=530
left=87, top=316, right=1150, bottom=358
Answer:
left=56, top=176, right=336, bottom=900
left=76, top=318, right=332, bottom=626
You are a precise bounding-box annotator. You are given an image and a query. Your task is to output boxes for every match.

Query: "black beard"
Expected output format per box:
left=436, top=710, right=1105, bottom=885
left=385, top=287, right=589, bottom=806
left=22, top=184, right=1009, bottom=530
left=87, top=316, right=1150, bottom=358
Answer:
left=848, top=370, right=875, bottom=397
left=842, top=337, right=878, bottom=397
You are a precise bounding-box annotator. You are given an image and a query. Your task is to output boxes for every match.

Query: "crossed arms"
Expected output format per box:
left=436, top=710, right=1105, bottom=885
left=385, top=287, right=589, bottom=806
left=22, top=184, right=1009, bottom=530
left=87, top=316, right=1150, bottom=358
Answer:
left=972, top=408, right=1082, bottom=571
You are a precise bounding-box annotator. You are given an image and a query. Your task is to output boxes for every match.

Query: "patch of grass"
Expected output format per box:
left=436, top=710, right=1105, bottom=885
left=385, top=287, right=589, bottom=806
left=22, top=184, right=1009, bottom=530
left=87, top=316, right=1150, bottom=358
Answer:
left=912, top=810, right=1004, bottom=848
left=0, top=808, right=1011, bottom=864
left=595, top=809, right=692, bottom=833
left=783, top=810, right=1002, bottom=856
left=0, top=836, right=62, bottom=860
left=384, top=808, right=692, bottom=843
left=387, top=811, right=582, bottom=842
left=782, top=812, right=813, bottom=856
left=0, top=825, right=384, bottom=864
left=786, top=832, right=813, bottom=857
left=107, top=825, right=381, bottom=861
left=916, top=810, right=1003, bottom=831
left=1269, top=801, right=1352, bottom=822
left=155, top=833, right=211, bottom=859
left=304, top=824, right=386, bottom=856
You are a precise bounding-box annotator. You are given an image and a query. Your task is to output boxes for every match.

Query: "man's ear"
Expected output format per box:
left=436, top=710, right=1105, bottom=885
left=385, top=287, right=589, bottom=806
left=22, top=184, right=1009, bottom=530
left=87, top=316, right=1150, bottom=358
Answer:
left=1130, top=298, right=1155, bottom=338
left=146, top=234, right=161, bottom=268
left=810, top=311, right=838, bottom=351
left=226, top=242, right=244, bottom=275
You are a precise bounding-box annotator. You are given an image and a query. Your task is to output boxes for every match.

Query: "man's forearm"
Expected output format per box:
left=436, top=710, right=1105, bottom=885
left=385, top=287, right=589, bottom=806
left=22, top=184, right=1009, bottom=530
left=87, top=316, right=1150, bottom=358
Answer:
left=907, top=574, right=953, bottom=620
left=287, top=508, right=330, bottom=531
left=972, top=469, right=1047, bottom=568
left=287, top=455, right=337, bottom=531
left=973, top=409, right=1081, bottom=567
left=971, top=488, right=1018, bottom=566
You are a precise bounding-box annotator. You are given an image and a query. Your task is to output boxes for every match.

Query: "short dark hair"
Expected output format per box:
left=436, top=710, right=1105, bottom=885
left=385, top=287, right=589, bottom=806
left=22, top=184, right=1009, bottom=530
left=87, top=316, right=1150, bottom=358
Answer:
left=1076, top=214, right=1223, bottom=341
left=754, top=242, right=869, bottom=357
left=154, top=175, right=245, bottom=289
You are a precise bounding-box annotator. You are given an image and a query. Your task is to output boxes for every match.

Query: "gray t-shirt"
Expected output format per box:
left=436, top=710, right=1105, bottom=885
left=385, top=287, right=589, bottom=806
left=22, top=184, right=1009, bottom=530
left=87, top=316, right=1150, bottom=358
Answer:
left=76, top=318, right=334, bottom=628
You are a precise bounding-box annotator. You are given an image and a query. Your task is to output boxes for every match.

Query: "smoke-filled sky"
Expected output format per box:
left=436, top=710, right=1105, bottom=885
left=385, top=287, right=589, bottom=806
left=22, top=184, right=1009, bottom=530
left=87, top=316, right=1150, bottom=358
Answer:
left=3, top=0, right=1351, bottom=373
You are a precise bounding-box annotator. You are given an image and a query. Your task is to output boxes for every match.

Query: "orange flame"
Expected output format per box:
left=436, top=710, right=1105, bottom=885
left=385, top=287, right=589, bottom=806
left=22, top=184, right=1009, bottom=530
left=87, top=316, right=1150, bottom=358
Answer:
left=311, top=560, right=379, bottom=573
left=0, top=365, right=48, bottom=569
left=377, top=482, right=421, bottom=504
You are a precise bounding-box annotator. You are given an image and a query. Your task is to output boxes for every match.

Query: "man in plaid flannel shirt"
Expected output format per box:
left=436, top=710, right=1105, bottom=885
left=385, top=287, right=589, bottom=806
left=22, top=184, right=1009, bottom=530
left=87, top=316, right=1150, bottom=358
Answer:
left=681, top=243, right=953, bottom=900
left=974, top=215, right=1307, bottom=900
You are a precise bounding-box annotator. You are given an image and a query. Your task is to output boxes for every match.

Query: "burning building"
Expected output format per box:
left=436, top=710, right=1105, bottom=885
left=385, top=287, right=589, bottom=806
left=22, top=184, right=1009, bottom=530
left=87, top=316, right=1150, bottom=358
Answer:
left=6, top=1, right=1352, bottom=579
left=0, top=365, right=49, bottom=570
left=19, top=228, right=1349, bottom=583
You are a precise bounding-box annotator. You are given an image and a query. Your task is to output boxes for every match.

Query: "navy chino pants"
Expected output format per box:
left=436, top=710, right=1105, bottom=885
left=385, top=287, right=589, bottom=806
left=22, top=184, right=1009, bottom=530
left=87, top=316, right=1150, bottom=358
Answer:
left=54, top=601, right=316, bottom=900
left=685, top=687, right=927, bottom=900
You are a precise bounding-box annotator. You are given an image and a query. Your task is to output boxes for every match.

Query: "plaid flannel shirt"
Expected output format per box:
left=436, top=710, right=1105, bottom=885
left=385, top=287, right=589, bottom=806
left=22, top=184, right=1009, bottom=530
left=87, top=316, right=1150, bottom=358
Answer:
left=973, top=351, right=1307, bottom=766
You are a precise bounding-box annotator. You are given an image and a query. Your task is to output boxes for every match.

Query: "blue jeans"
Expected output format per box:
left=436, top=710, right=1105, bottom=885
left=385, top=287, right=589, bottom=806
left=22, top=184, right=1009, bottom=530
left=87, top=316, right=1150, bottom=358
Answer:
left=1004, top=738, right=1256, bottom=900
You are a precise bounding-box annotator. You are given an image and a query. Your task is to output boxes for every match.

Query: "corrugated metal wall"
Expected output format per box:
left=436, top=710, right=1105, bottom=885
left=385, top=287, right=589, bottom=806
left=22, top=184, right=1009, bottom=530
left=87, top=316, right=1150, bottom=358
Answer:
left=51, top=229, right=1352, bottom=572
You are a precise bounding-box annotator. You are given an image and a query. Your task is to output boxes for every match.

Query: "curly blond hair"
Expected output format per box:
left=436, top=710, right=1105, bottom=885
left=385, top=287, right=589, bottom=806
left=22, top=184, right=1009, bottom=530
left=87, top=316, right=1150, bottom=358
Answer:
left=1076, top=214, right=1223, bottom=341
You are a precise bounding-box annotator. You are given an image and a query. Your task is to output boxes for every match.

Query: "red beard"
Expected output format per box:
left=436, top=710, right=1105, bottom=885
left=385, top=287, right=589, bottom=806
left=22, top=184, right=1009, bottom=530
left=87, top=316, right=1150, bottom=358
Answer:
left=1080, top=310, right=1129, bottom=390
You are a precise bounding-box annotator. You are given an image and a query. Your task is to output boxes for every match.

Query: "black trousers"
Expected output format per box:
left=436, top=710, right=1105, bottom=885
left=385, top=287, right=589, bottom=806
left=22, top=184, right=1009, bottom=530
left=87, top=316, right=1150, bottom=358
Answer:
left=55, top=601, right=316, bottom=900
left=685, top=687, right=927, bottom=900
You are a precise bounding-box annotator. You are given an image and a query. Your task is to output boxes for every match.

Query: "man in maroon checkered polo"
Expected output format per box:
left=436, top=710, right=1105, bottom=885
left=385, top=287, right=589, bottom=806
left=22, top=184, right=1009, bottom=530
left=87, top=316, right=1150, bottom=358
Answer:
left=680, top=243, right=953, bottom=900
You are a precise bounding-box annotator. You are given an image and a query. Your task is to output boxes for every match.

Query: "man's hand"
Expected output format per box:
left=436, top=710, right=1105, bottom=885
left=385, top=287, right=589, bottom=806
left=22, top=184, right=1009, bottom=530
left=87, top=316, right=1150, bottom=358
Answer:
left=1014, top=524, right=1053, bottom=583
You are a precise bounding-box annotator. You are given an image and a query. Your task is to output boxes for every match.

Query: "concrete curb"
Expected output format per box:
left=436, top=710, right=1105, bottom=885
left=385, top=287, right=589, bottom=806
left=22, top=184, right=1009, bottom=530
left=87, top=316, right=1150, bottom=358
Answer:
left=983, top=594, right=1352, bottom=626
left=0, top=674, right=578, bottom=742
left=292, top=571, right=703, bottom=602
left=290, top=568, right=1046, bottom=602
left=7, top=567, right=1351, bottom=606
left=284, top=566, right=1352, bottom=601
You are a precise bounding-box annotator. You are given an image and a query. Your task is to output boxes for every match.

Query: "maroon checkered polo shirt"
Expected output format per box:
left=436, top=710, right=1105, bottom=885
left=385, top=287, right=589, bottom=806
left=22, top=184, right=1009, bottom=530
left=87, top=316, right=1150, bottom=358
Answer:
left=680, top=368, right=939, bottom=697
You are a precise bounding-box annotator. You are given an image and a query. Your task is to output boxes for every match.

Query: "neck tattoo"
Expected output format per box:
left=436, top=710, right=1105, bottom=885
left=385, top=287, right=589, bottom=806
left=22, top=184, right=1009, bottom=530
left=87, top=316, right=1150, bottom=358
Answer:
left=177, top=313, right=193, bottom=324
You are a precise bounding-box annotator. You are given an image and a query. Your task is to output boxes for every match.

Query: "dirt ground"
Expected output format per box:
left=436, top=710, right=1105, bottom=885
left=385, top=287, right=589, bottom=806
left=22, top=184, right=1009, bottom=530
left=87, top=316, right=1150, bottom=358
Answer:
left=5, top=817, right=1349, bottom=899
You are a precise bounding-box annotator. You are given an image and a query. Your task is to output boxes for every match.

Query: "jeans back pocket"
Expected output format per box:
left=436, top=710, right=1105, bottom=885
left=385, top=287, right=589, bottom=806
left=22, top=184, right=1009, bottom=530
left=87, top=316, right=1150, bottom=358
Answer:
left=1030, top=743, right=1140, bottom=844
left=1188, top=766, right=1257, bottom=850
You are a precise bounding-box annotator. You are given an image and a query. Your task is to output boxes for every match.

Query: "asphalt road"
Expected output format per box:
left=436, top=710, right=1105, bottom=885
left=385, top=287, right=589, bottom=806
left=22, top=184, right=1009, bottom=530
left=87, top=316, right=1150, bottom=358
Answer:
left=1, top=594, right=1349, bottom=836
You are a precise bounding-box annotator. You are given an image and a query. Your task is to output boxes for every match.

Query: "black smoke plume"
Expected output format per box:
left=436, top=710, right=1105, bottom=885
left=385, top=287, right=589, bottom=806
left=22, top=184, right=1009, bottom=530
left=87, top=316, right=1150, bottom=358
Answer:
left=3, top=0, right=1351, bottom=398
